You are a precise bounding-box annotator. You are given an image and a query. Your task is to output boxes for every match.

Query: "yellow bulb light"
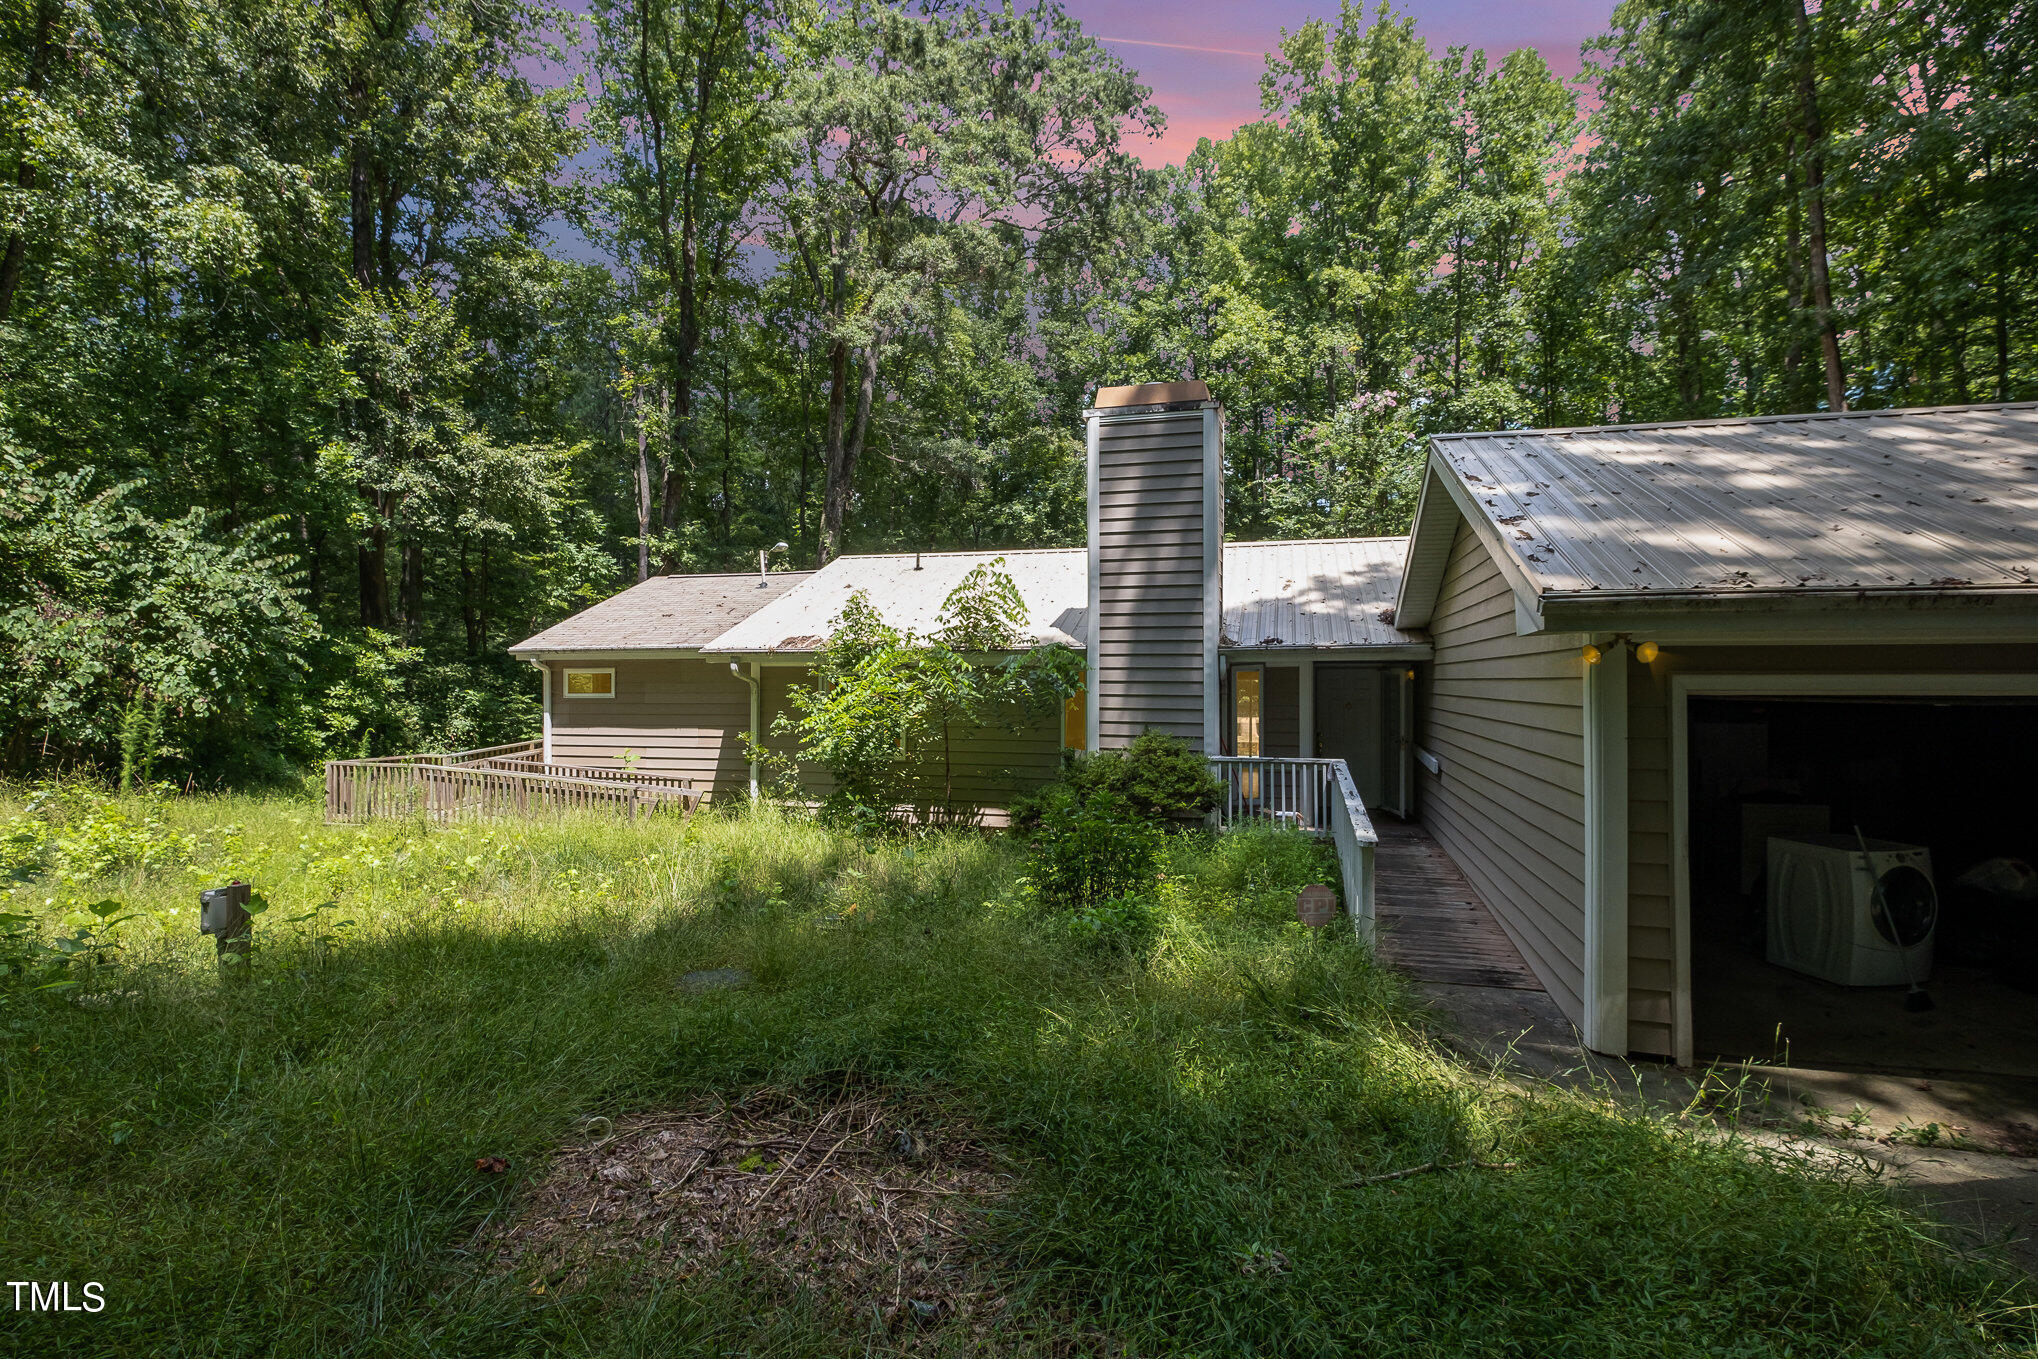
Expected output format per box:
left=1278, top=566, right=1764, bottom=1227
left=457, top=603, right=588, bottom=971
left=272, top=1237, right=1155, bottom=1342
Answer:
left=1581, top=644, right=1602, bottom=665
left=1635, top=641, right=1660, bottom=664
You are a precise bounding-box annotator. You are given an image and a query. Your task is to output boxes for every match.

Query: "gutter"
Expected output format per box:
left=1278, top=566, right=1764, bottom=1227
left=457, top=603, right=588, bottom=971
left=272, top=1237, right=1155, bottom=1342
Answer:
left=1542, top=583, right=2038, bottom=609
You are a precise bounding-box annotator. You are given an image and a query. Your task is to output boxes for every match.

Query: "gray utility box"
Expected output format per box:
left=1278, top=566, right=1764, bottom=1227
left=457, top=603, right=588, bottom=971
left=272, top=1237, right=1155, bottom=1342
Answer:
left=198, top=882, right=253, bottom=957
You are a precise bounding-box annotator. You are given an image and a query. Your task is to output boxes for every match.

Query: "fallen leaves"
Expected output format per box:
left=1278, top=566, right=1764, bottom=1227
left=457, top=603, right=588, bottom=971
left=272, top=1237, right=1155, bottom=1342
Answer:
left=480, top=1085, right=1015, bottom=1343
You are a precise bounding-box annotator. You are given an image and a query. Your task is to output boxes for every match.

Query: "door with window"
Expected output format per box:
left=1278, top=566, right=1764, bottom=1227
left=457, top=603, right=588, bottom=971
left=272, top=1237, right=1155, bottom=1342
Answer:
left=1314, top=665, right=1385, bottom=809
left=1231, top=664, right=1264, bottom=798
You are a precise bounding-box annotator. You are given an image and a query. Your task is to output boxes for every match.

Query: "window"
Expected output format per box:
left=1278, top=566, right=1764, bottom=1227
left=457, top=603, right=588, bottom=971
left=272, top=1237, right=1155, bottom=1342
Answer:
left=563, top=668, right=614, bottom=698
left=1233, top=666, right=1263, bottom=757
left=1232, top=665, right=1263, bottom=799
left=1062, top=690, right=1086, bottom=750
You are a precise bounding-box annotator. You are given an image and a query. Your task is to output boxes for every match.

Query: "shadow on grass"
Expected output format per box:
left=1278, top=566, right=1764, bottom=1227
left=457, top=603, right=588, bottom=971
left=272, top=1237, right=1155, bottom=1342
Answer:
left=0, top=810, right=2032, bottom=1356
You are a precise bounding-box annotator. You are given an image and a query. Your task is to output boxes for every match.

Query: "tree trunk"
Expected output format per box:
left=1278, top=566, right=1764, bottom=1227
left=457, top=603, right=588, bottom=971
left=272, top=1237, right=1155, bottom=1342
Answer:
left=1792, top=0, right=1847, bottom=412
left=1994, top=192, right=2010, bottom=401
left=459, top=540, right=481, bottom=656
left=359, top=503, right=392, bottom=630
left=634, top=393, right=652, bottom=582
left=819, top=333, right=883, bottom=565
left=0, top=2, right=59, bottom=322
left=1782, top=135, right=1807, bottom=399
left=657, top=384, right=686, bottom=571
left=399, top=541, right=424, bottom=644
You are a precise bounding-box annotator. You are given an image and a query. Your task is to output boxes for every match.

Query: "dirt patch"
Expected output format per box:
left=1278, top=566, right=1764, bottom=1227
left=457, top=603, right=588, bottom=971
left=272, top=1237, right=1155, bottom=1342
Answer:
left=484, top=1086, right=1018, bottom=1337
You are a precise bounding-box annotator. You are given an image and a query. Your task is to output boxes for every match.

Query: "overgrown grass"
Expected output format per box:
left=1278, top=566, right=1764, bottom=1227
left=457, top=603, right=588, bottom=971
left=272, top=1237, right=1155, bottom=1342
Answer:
left=0, top=789, right=2030, bottom=1356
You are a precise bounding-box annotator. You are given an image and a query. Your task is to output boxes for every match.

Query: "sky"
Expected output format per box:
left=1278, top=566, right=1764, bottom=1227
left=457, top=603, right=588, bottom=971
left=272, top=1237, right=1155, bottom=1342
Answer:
left=1071, top=1, right=1618, bottom=165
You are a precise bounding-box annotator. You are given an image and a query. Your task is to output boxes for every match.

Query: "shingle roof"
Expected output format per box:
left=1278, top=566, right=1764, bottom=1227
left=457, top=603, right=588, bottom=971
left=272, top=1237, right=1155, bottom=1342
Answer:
left=509, top=572, right=815, bottom=653
left=1431, top=402, right=2038, bottom=599
left=1222, top=538, right=1424, bottom=649
left=700, top=550, right=1090, bottom=653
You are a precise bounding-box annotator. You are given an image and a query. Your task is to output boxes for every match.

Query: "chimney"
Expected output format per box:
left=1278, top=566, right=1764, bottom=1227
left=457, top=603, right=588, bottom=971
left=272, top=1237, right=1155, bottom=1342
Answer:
left=1084, top=380, right=1223, bottom=753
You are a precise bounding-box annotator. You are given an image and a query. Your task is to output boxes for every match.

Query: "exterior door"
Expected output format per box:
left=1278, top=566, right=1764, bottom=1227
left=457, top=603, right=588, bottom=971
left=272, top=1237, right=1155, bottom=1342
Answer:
left=1315, top=664, right=1385, bottom=809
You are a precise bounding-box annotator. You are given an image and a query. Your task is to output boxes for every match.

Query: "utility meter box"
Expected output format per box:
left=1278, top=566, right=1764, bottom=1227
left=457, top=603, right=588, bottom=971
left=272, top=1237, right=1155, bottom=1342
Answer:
left=198, top=882, right=253, bottom=955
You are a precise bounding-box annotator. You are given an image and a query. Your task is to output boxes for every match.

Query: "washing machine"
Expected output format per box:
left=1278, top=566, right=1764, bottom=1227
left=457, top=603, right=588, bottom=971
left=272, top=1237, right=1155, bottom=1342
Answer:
left=1765, top=834, right=1937, bottom=986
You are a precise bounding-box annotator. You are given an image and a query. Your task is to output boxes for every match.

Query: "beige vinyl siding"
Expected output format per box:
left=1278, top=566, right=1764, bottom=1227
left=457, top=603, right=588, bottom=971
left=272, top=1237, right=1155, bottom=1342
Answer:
left=548, top=658, right=752, bottom=802
left=1417, top=521, right=1588, bottom=1023
left=759, top=666, right=1064, bottom=821
left=1094, top=413, right=1208, bottom=748
left=1625, top=641, right=2038, bottom=1058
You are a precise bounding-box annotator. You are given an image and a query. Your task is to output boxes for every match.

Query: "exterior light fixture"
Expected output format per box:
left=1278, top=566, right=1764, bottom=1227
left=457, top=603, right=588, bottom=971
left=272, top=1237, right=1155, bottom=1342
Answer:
left=1635, top=641, right=1660, bottom=664
left=1581, top=644, right=1602, bottom=665
left=758, top=541, right=790, bottom=586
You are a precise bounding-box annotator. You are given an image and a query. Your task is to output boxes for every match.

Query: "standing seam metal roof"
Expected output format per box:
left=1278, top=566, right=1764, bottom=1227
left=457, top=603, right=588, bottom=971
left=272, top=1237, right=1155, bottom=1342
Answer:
left=655, top=540, right=1423, bottom=655
left=1432, top=402, right=2038, bottom=596
left=1222, top=538, right=1423, bottom=648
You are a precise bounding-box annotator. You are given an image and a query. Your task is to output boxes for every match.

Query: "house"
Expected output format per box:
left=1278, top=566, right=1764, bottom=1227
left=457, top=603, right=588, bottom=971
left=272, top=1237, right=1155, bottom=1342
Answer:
left=511, top=382, right=1429, bottom=823
left=512, top=390, right=2038, bottom=1068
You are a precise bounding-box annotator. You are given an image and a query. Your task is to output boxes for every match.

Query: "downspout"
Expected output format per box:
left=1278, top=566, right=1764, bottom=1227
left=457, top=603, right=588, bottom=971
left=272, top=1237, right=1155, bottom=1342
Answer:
left=1398, top=667, right=1415, bottom=816
left=731, top=661, right=761, bottom=801
left=525, top=658, right=552, bottom=763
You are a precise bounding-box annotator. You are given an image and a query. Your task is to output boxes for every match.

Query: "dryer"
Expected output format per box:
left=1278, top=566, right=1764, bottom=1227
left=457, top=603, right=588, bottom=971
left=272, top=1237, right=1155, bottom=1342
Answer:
left=1765, top=834, right=1937, bottom=987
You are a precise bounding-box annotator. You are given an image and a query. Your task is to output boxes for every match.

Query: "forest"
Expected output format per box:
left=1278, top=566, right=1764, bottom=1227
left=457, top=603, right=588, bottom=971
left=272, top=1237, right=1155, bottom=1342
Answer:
left=2, top=0, right=2032, bottom=781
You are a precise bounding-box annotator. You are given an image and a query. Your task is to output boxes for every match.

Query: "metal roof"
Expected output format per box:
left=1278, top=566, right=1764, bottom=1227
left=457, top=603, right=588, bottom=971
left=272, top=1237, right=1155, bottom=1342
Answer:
left=701, top=550, right=1090, bottom=653
left=1222, top=538, right=1423, bottom=649
left=655, top=539, right=1423, bottom=655
left=1431, top=402, right=2038, bottom=599
left=509, top=571, right=815, bottom=654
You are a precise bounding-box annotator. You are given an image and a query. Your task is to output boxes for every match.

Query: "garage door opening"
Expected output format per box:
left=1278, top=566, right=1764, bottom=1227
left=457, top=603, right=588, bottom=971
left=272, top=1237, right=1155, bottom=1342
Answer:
left=1686, top=696, right=2038, bottom=1077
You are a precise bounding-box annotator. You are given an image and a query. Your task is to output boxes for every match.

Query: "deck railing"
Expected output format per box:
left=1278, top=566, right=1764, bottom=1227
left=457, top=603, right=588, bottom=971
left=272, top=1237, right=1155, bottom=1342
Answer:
left=469, top=756, right=697, bottom=796
left=1208, top=755, right=1378, bottom=941
left=323, top=744, right=696, bottom=824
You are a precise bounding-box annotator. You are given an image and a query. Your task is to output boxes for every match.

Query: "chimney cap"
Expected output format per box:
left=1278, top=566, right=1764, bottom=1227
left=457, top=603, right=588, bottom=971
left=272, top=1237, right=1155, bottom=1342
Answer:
left=1091, top=380, right=1212, bottom=410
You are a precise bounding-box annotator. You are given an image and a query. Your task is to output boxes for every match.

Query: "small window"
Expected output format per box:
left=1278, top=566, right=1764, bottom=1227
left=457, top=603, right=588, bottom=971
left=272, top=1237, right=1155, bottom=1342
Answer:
left=1063, top=690, right=1086, bottom=750
left=563, top=668, right=614, bottom=698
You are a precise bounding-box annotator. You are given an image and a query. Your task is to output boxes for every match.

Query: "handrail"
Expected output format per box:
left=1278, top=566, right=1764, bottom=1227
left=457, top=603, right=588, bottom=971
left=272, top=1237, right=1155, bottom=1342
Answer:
left=323, top=747, right=693, bottom=824
left=1208, top=755, right=1377, bottom=942
left=337, top=739, right=543, bottom=769
left=473, top=756, right=693, bottom=792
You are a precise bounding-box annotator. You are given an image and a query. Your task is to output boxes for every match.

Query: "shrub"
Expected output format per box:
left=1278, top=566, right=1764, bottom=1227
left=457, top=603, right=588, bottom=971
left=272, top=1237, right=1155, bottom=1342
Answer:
left=1029, top=787, right=1161, bottom=906
left=1010, top=730, right=1224, bottom=833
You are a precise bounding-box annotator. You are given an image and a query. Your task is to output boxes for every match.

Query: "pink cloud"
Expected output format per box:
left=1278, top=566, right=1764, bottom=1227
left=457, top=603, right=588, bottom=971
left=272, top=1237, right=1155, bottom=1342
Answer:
left=1079, top=1, right=1615, bottom=167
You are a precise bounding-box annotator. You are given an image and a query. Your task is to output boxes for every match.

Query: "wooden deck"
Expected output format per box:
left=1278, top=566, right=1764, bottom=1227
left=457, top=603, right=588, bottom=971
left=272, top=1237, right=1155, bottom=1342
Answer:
left=1372, top=816, right=1542, bottom=991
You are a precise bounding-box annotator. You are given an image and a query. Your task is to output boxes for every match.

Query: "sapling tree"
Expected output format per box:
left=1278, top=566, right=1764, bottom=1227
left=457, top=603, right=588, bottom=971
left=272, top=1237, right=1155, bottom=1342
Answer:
left=777, top=560, right=1081, bottom=826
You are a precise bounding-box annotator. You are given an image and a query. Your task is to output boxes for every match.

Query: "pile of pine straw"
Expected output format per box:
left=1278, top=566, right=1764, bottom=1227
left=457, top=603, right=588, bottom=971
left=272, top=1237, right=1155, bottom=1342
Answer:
left=486, top=1085, right=1019, bottom=1337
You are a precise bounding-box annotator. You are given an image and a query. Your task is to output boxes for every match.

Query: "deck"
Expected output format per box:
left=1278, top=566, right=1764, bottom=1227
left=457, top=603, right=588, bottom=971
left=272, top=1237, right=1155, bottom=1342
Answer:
left=1371, top=816, right=1541, bottom=991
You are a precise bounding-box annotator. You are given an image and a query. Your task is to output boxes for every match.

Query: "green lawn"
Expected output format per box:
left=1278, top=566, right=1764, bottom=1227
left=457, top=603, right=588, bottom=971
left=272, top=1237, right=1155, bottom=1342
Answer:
left=0, top=787, right=2029, bottom=1356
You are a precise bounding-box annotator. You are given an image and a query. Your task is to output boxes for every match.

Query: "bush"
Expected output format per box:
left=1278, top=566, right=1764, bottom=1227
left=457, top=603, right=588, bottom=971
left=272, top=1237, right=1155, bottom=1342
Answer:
left=1029, top=787, right=1161, bottom=906
left=1010, top=729, right=1224, bottom=832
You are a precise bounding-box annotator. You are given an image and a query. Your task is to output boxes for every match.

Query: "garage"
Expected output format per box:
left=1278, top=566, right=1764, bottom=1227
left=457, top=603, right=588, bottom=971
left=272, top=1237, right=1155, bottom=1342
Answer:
left=1682, top=688, right=2038, bottom=1076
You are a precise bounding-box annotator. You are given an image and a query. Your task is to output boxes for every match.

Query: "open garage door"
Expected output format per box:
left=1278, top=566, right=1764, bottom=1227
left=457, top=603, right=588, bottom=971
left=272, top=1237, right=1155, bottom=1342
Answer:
left=1684, top=694, right=2038, bottom=1077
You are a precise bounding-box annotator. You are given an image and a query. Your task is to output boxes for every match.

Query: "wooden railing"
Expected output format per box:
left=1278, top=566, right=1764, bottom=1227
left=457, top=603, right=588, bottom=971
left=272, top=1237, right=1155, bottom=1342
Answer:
left=1209, top=756, right=1378, bottom=942
left=471, top=756, right=696, bottom=796
left=324, top=746, right=695, bottom=824
left=415, top=764, right=695, bottom=822
left=339, top=739, right=543, bottom=770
